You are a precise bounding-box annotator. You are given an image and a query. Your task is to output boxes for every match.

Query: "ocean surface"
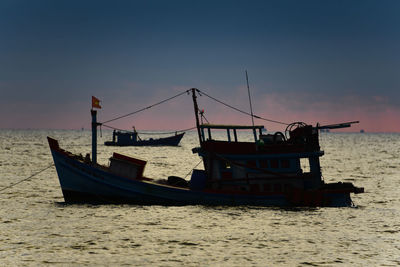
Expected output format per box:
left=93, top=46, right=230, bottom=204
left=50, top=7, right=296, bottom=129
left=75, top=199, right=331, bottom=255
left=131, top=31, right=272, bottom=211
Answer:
left=0, top=129, right=399, bottom=266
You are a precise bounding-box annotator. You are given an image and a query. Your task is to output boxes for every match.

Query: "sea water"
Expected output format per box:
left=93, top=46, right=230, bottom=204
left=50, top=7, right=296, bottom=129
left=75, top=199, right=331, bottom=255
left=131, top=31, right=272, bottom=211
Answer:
left=0, top=129, right=399, bottom=266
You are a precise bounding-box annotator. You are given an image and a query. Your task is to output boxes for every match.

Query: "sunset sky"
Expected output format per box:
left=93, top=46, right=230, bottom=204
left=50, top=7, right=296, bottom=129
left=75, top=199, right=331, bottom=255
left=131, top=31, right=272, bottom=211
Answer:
left=1, top=0, right=399, bottom=132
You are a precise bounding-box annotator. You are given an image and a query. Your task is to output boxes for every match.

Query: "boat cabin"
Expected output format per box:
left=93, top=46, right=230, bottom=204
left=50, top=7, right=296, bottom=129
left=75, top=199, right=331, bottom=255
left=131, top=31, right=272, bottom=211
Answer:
left=112, top=130, right=138, bottom=144
left=109, top=152, right=146, bottom=180
left=192, top=123, right=324, bottom=193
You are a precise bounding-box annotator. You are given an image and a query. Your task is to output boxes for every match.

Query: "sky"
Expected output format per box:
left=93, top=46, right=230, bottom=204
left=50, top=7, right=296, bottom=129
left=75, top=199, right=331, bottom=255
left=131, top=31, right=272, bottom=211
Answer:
left=1, top=0, right=399, bottom=132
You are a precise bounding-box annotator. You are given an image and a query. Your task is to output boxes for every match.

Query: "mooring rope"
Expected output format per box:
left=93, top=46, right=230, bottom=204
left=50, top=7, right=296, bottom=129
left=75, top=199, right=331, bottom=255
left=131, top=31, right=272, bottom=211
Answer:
left=184, top=159, right=204, bottom=179
left=0, top=163, right=54, bottom=193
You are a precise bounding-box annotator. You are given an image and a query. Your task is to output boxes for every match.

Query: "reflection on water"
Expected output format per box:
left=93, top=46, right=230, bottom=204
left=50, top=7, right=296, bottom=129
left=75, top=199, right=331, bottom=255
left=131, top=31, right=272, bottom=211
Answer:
left=0, top=130, right=399, bottom=266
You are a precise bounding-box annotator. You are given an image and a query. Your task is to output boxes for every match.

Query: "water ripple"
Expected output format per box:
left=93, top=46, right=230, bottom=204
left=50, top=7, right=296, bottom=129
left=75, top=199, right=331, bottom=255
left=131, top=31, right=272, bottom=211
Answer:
left=0, top=130, right=399, bottom=266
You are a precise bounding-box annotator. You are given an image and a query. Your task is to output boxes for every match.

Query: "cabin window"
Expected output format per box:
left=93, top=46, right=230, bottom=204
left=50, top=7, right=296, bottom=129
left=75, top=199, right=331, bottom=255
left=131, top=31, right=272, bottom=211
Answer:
left=223, top=161, right=231, bottom=169
left=281, top=159, right=290, bottom=168
left=270, top=159, right=279, bottom=169
left=300, top=158, right=310, bottom=173
left=263, top=183, right=271, bottom=192
left=259, top=160, right=269, bottom=169
left=274, top=184, right=282, bottom=192
left=250, top=184, right=259, bottom=192
left=284, top=184, right=291, bottom=192
left=247, top=160, right=257, bottom=169
left=221, top=172, right=232, bottom=180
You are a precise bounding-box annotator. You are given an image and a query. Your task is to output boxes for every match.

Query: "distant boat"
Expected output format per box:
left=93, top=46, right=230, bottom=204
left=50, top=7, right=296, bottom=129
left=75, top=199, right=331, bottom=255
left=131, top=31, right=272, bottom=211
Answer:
left=104, top=130, right=184, bottom=146
left=48, top=88, right=364, bottom=206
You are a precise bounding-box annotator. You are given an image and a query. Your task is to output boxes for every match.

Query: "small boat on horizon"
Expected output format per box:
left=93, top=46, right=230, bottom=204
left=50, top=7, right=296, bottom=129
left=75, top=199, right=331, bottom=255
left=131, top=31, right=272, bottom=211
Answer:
left=104, top=129, right=184, bottom=146
left=47, top=88, right=364, bottom=207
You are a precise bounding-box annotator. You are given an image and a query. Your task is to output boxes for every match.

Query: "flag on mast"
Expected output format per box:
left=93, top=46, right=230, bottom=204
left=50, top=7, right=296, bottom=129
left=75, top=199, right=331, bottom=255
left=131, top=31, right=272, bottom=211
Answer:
left=92, top=96, right=101, bottom=109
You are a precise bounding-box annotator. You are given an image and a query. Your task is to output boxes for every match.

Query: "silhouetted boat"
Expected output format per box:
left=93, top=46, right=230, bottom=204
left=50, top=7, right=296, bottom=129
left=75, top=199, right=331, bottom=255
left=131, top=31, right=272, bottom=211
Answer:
left=48, top=89, right=363, bottom=206
left=104, top=130, right=184, bottom=146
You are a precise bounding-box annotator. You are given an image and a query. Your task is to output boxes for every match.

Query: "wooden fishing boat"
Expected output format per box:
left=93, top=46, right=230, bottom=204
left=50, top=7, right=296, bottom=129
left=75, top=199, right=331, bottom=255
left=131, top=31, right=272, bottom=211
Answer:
left=48, top=88, right=364, bottom=206
left=104, top=130, right=184, bottom=146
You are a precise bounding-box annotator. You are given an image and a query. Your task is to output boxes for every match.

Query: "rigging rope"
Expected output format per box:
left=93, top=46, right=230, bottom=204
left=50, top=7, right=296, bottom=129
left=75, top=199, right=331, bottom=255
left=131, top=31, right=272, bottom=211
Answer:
left=101, top=89, right=190, bottom=124
left=0, top=163, right=54, bottom=193
left=196, top=89, right=289, bottom=126
left=99, top=87, right=288, bottom=131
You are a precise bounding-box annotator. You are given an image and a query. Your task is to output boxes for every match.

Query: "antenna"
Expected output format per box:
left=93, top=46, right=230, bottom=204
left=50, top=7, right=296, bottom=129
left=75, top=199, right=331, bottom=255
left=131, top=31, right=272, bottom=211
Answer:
left=246, top=70, right=255, bottom=127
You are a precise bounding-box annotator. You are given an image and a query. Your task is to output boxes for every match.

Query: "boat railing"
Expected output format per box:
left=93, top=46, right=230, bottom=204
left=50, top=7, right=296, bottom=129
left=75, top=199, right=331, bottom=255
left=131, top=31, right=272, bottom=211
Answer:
left=199, top=124, right=265, bottom=143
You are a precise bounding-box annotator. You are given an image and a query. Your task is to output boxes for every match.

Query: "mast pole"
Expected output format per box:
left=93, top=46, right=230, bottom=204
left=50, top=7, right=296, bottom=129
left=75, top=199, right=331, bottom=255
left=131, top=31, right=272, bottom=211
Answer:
left=191, top=88, right=203, bottom=145
left=246, top=70, right=255, bottom=127
left=91, top=109, right=97, bottom=164
left=246, top=70, right=257, bottom=141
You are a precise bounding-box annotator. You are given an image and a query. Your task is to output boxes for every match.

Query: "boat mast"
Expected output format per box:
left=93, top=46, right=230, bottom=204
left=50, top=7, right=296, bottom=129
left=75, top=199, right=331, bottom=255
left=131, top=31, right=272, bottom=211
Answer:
left=246, top=70, right=258, bottom=141
left=246, top=70, right=255, bottom=127
left=91, top=109, right=98, bottom=164
left=191, top=88, right=203, bottom=145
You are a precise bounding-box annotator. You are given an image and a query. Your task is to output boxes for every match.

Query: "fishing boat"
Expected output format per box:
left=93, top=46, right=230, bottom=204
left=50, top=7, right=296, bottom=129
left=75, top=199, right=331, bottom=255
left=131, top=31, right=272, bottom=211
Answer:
left=104, top=129, right=184, bottom=146
left=48, top=88, right=364, bottom=206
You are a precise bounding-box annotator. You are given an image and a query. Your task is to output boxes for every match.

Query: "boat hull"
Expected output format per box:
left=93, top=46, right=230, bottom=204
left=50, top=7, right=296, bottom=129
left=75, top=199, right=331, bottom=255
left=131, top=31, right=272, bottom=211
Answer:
left=49, top=146, right=355, bottom=207
left=104, top=133, right=184, bottom=146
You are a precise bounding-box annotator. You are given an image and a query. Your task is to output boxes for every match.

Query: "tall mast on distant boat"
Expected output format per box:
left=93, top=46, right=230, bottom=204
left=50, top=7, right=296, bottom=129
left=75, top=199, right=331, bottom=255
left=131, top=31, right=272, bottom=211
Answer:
left=246, top=70, right=257, bottom=141
left=191, top=88, right=203, bottom=145
left=246, top=70, right=255, bottom=128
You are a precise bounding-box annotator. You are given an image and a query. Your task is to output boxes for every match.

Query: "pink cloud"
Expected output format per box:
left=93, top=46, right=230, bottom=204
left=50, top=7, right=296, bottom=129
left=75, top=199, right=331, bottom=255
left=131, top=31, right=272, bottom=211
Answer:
left=250, top=92, right=400, bottom=132
left=2, top=86, right=399, bottom=133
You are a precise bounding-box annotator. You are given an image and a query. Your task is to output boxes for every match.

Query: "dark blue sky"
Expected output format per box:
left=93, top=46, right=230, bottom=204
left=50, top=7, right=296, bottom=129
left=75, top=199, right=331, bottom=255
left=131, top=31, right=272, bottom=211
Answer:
left=1, top=0, right=399, bottom=131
